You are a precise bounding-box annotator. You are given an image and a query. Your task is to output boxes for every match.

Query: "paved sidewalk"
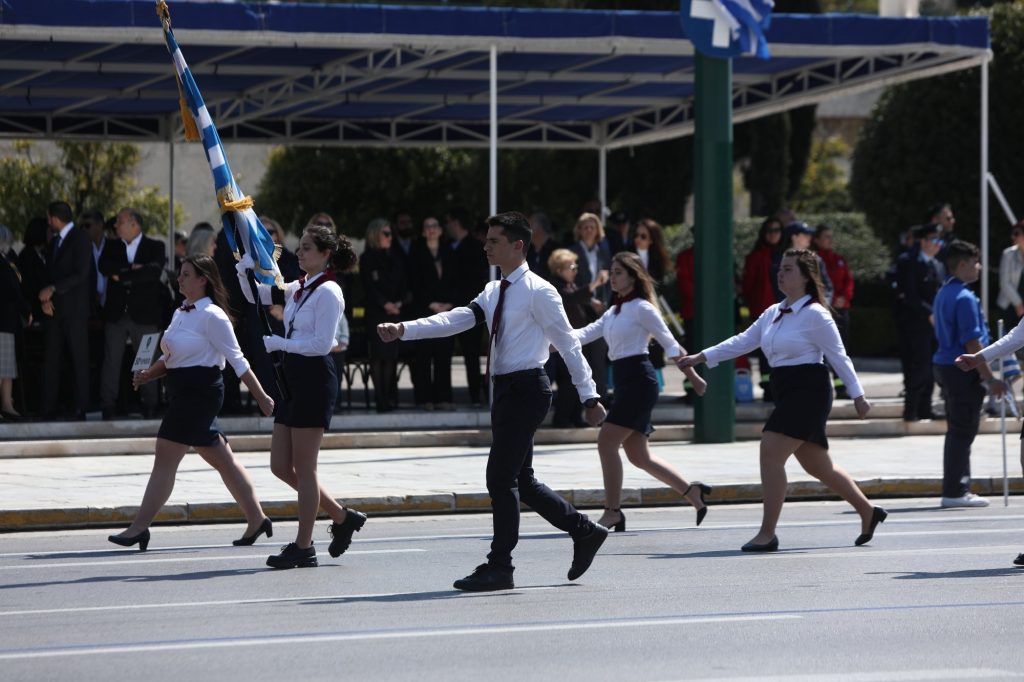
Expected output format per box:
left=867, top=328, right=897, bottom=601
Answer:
left=3, top=431, right=1022, bottom=531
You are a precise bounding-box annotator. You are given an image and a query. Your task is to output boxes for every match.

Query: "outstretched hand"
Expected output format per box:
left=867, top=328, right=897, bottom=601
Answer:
left=677, top=353, right=705, bottom=370
left=954, top=353, right=983, bottom=372
left=377, top=322, right=404, bottom=343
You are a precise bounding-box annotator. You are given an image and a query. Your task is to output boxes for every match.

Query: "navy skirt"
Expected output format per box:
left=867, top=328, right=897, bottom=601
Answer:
left=605, top=354, right=659, bottom=436
left=764, top=363, right=832, bottom=449
left=275, top=353, right=337, bottom=430
left=158, top=366, right=225, bottom=447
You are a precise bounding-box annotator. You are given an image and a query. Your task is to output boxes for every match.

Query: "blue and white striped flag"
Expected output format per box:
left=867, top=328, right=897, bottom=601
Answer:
left=156, top=1, right=283, bottom=288
left=682, top=0, right=774, bottom=60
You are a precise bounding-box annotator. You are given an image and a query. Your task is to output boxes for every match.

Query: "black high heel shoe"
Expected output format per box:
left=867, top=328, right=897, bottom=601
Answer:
left=602, top=508, right=626, bottom=532
left=741, top=536, right=779, bottom=552
left=854, top=507, right=888, bottom=546
left=108, top=528, right=150, bottom=552
left=684, top=483, right=712, bottom=526
left=233, top=517, right=273, bottom=546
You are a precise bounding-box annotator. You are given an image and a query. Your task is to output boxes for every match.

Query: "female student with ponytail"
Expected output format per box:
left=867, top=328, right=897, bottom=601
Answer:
left=238, top=224, right=365, bottom=569
left=680, top=249, right=885, bottom=552
left=574, top=251, right=710, bottom=532
left=108, top=255, right=275, bottom=551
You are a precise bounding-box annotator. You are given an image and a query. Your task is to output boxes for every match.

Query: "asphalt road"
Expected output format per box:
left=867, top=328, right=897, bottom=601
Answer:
left=1, top=500, right=1022, bottom=681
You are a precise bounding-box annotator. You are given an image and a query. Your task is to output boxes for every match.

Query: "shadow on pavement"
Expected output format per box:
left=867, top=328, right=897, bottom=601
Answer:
left=301, top=584, right=578, bottom=605
left=0, top=567, right=267, bottom=590
left=873, top=567, right=1024, bottom=580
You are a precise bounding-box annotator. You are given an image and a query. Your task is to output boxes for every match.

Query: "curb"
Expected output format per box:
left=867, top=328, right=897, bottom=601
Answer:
left=0, top=415, right=1011, bottom=459
left=3, top=477, right=1021, bottom=532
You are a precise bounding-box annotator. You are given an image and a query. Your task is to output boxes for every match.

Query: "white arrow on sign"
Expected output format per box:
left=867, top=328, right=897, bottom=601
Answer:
left=690, top=0, right=736, bottom=49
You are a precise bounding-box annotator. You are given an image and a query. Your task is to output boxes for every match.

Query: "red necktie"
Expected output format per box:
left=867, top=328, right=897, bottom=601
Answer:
left=293, top=275, right=307, bottom=302
left=772, top=306, right=793, bottom=324
left=485, top=279, right=511, bottom=382
left=179, top=303, right=195, bottom=312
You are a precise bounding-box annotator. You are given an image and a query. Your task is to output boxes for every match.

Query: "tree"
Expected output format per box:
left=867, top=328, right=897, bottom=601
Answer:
left=0, top=141, right=183, bottom=238
left=850, top=3, right=1024, bottom=252
left=791, top=136, right=854, bottom=213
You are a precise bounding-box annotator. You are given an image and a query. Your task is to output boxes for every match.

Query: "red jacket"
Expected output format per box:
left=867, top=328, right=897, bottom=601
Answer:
left=817, top=248, right=854, bottom=309
left=675, top=247, right=694, bottom=321
left=742, top=245, right=776, bottom=318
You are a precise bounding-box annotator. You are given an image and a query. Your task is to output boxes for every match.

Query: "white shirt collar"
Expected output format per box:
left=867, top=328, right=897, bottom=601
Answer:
left=58, top=222, right=75, bottom=241
left=123, top=232, right=142, bottom=248
left=503, top=261, right=529, bottom=283
left=784, top=294, right=813, bottom=311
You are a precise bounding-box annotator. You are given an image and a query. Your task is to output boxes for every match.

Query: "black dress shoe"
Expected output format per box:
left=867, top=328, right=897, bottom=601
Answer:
left=108, top=528, right=150, bottom=551
left=684, top=482, right=712, bottom=526
left=568, top=524, right=608, bottom=580
left=854, top=507, right=888, bottom=546
left=328, top=509, right=367, bottom=558
left=266, top=542, right=317, bottom=569
left=1012, top=553, right=1024, bottom=567
left=453, top=563, right=515, bottom=592
left=233, top=517, right=273, bottom=546
left=741, top=536, right=779, bottom=552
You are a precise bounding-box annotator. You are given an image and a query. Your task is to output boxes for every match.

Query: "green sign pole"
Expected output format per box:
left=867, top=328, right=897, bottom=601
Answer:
left=693, top=52, right=735, bottom=443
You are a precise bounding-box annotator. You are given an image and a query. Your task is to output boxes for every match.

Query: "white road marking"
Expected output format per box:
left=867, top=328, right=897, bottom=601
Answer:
left=683, top=669, right=1017, bottom=681
left=0, top=586, right=562, bottom=617
left=0, top=614, right=798, bottom=660
left=0, top=548, right=424, bottom=571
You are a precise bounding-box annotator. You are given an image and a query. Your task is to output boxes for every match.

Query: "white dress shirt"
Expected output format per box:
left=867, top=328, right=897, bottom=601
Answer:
left=92, top=237, right=107, bottom=307
left=980, top=314, right=1024, bottom=362
left=702, top=294, right=864, bottom=398
left=574, top=298, right=682, bottom=361
left=54, top=221, right=75, bottom=250
left=402, top=261, right=598, bottom=401
left=242, top=270, right=343, bottom=357
left=158, top=297, right=249, bottom=376
left=124, top=232, right=142, bottom=264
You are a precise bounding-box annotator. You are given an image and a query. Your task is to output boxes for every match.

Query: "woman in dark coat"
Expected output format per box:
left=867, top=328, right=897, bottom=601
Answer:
left=360, top=218, right=406, bottom=413
left=0, top=224, right=30, bottom=420
left=407, top=216, right=454, bottom=410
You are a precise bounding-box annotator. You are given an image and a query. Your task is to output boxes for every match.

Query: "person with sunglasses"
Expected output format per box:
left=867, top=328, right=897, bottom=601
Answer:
left=361, top=218, right=406, bottom=413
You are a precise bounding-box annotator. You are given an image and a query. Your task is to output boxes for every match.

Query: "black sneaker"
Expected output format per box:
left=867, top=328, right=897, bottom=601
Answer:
left=266, top=542, right=318, bottom=569
left=1013, top=553, right=1024, bottom=567
left=453, top=563, right=514, bottom=592
left=568, top=524, right=608, bottom=580
left=328, top=509, right=367, bottom=558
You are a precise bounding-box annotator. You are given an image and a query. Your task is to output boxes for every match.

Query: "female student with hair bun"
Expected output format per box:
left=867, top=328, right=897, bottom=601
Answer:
left=238, top=224, right=365, bottom=569
left=680, top=249, right=885, bottom=552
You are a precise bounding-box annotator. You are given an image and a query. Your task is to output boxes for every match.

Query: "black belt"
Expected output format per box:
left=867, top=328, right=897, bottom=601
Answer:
left=492, top=368, right=544, bottom=383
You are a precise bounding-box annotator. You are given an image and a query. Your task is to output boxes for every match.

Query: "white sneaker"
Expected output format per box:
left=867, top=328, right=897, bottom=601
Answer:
left=940, top=493, right=990, bottom=508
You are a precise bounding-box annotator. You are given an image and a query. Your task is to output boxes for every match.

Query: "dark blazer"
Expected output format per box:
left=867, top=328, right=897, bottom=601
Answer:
left=449, top=235, right=489, bottom=307
left=408, top=238, right=454, bottom=318
left=894, top=246, right=942, bottom=326
left=569, top=240, right=611, bottom=308
left=18, top=245, right=49, bottom=322
left=526, top=238, right=557, bottom=283
left=45, top=225, right=93, bottom=321
left=0, top=253, right=30, bottom=335
left=359, top=247, right=406, bottom=323
left=552, top=279, right=593, bottom=330
left=98, top=235, right=167, bottom=326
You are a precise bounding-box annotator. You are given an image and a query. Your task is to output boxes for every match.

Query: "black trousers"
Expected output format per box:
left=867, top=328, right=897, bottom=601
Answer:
left=411, top=337, right=453, bottom=405
left=41, top=312, right=89, bottom=416
left=933, top=364, right=985, bottom=498
left=897, top=320, right=936, bottom=420
left=486, top=369, right=591, bottom=569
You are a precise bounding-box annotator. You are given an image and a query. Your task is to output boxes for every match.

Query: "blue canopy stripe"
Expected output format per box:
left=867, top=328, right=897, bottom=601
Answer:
left=156, top=0, right=282, bottom=289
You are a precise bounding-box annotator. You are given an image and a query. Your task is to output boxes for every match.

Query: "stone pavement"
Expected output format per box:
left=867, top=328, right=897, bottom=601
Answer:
left=2, top=362, right=1023, bottom=531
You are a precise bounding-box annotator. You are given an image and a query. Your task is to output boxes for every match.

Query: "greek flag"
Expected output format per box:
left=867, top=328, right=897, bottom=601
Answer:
left=722, top=0, right=774, bottom=59
left=684, top=0, right=774, bottom=60
left=156, top=1, right=282, bottom=288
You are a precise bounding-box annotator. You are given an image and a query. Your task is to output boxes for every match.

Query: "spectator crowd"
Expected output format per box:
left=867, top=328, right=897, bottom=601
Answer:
left=3, top=195, right=1014, bottom=433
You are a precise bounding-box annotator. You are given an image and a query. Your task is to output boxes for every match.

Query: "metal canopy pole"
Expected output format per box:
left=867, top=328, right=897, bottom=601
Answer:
left=598, top=136, right=607, bottom=216
left=980, top=58, right=990, bottom=315
left=489, top=44, right=498, bottom=218
left=693, top=53, right=735, bottom=443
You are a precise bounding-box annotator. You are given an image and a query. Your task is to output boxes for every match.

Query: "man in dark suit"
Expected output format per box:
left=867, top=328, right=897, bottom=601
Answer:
left=98, top=208, right=167, bottom=419
left=446, top=207, right=490, bottom=405
left=893, top=222, right=944, bottom=421
left=39, top=200, right=93, bottom=420
left=526, top=211, right=557, bottom=283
